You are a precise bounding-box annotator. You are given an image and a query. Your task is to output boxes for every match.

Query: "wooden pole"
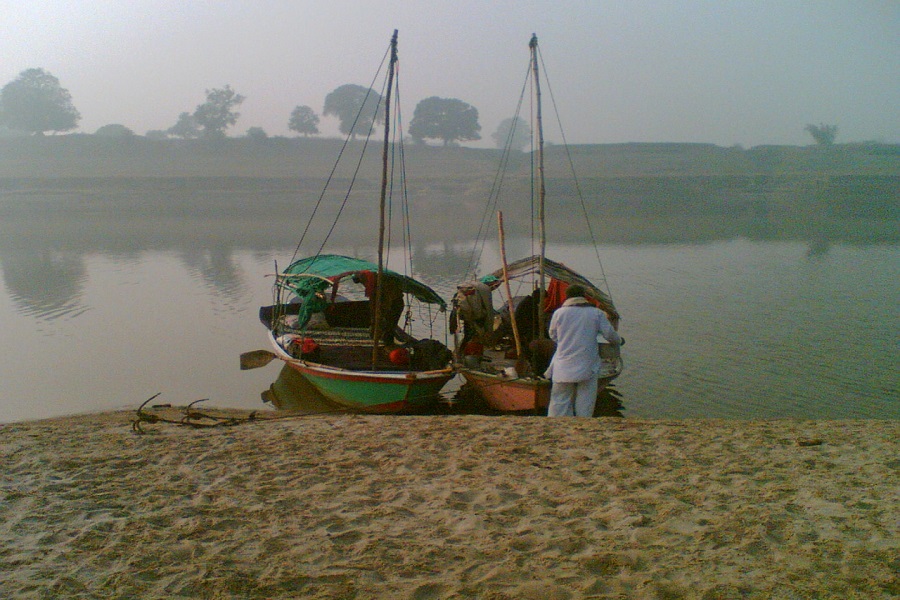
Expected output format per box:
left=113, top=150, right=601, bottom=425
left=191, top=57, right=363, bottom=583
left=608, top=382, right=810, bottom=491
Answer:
left=372, top=29, right=398, bottom=369
left=498, top=211, right=523, bottom=359
left=530, top=33, right=548, bottom=339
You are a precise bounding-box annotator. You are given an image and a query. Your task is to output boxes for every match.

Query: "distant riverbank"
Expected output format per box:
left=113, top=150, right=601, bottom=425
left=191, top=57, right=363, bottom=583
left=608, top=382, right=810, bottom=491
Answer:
left=1, top=175, right=897, bottom=248
left=2, top=137, right=897, bottom=248
left=2, top=136, right=898, bottom=178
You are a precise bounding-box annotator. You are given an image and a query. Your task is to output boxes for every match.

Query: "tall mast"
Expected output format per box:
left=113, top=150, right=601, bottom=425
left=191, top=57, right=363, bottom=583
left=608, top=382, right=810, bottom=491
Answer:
left=530, top=33, right=547, bottom=338
left=373, top=29, right=398, bottom=367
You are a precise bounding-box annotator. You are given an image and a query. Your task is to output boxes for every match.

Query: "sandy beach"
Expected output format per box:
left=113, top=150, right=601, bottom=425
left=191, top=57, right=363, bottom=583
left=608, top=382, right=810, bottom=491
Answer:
left=1, top=408, right=896, bottom=599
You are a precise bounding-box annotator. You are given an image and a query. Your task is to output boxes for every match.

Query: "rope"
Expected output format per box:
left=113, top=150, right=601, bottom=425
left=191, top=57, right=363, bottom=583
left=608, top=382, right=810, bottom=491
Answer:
left=465, top=61, right=533, bottom=281
left=288, top=39, right=394, bottom=266
left=463, top=41, right=617, bottom=312
left=313, top=76, right=387, bottom=260
left=536, top=46, right=615, bottom=304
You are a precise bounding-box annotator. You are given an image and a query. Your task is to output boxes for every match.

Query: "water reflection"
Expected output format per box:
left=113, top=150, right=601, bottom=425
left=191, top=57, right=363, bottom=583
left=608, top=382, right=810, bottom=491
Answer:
left=179, top=244, right=249, bottom=308
left=0, top=249, right=89, bottom=320
left=805, top=237, right=832, bottom=258
left=2, top=185, right=898, bottom=421
left=1, top=185, right=895, bottom=323
left=262, top=365, right=347, bottom=414
left=411, top=241, right=476, bottom=280
left=594, top=385, right=625, bottom=417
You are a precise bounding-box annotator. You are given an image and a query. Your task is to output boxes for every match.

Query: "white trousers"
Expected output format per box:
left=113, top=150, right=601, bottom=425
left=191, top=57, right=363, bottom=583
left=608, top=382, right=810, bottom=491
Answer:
left=547, top=378, right=598, bottom=417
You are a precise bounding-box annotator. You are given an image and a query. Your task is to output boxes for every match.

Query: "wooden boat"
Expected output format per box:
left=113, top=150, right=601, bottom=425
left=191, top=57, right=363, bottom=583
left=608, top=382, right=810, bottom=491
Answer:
left=259, top=255, right=453, bottom=413
left=454, top=35, right=623, bottom=413
left=457, top=256, right=621, bottom=413
left=251, top=32, right=454, bottom=413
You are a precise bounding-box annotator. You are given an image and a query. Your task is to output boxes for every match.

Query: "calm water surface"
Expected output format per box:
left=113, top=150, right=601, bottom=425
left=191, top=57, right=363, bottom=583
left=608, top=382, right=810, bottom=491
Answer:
left=1, top=229, right=896, bottom=422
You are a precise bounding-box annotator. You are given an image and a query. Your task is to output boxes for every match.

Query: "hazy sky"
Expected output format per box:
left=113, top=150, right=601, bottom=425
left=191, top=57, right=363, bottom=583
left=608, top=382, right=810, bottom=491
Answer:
left=3, top=0, right=898, bottom=147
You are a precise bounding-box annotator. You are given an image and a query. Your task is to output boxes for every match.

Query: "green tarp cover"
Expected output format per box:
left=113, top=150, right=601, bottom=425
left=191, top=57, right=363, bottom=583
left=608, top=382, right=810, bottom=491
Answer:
left=280, top=254, right=446, bottom=309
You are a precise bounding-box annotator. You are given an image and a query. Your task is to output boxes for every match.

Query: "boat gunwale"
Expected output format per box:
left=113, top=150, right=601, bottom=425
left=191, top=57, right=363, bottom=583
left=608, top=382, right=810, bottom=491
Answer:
left=268, top=331, right=454, bottom=382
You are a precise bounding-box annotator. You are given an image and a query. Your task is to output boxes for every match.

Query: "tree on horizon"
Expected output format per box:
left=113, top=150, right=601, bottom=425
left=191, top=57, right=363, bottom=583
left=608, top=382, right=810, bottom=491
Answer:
left=245, top=126, right=268, bottom=141
left=0, top=68, right=81, bottom=135
left=805, top=123, right=838, bottom=146
left=492, top=116, right=531, bottom=151
left=288, top=105, right=320, bottom=136
left=193, top=85, right=245, bottom=139
left=323, top=84, right=384, bottom=139
left=409, top=97, right=480, bottom=146
left=94, top=124, right=134, bottom=138
left=168, top=112, right=201, bottom=139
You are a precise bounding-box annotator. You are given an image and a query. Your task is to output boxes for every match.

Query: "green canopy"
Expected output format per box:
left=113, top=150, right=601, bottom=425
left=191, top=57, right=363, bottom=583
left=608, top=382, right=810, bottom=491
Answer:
left=279, top=254, right=446, bottom=309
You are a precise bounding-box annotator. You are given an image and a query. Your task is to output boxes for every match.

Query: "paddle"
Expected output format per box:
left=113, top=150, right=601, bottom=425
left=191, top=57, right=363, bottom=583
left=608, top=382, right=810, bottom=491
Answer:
left=240, top=349, right=278, bottom=370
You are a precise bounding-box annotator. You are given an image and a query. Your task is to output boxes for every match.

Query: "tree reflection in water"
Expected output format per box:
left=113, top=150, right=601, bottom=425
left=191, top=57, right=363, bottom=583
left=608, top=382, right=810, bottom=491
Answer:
left=0, top=249, right=89, bottom=320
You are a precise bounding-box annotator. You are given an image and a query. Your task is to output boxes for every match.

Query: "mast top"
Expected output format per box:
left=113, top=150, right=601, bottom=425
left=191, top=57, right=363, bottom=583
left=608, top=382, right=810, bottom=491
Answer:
left=529, top=33, right=537, bottom=49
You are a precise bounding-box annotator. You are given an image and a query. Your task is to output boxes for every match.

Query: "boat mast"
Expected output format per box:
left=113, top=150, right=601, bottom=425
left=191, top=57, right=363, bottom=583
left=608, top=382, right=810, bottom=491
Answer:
left=373, top=29, right=398, bottom=368
left=530, top=33, right=548, bottom=338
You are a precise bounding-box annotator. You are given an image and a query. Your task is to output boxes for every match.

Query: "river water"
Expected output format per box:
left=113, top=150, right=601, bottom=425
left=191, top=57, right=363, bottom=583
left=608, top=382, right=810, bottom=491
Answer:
left=1, top=188, right=897, bottom=422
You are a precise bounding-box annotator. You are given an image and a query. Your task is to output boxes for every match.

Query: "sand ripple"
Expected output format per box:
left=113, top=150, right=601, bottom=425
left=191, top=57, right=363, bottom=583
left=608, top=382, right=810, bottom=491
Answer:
left=1, top=411, right=897, bottom=598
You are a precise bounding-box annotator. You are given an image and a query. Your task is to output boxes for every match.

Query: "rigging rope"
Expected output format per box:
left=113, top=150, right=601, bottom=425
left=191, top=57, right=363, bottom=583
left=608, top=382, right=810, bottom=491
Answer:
left=464, top=61, right=533, bottom=281
left=462, top=39, right=616, bottom=313
left=288, top=40, right=394, bottom=267
left=536, top=46, right=615, bottom=304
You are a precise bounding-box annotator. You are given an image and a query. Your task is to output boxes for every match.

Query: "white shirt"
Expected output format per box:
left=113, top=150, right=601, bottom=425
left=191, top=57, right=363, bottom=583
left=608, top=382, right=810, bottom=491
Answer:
left=545, top=297, right=621, bottom=382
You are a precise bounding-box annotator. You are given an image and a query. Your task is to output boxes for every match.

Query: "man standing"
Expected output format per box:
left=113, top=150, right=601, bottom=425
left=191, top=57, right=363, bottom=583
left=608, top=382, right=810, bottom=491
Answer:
left=545, top=284, right=622, bottom=417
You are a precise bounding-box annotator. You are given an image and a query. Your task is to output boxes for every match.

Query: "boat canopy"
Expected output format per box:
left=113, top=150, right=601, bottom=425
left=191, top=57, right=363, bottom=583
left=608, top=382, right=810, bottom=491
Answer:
left=279, top=254, right=446, bottom=309
left=483, top=255, right=619, bottom=319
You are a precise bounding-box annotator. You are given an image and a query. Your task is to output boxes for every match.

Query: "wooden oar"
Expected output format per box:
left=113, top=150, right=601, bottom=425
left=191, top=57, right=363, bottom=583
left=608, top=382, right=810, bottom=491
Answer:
left=240, top=349, right=278, bottom=370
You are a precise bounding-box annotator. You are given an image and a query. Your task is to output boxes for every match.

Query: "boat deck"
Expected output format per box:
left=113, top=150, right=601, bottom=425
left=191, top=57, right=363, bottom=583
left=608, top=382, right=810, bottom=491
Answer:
left=266, top=306, right=450, bottom=373
left=464, top=347, right=525, bottom=376
left=461, top=343, right=623, bottom=380
left=276, top=329, right=409, bottom=371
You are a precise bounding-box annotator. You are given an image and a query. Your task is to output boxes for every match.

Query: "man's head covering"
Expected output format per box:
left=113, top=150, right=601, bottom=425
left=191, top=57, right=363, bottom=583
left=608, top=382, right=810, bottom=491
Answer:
left=565, top=284, right=587, bottom=299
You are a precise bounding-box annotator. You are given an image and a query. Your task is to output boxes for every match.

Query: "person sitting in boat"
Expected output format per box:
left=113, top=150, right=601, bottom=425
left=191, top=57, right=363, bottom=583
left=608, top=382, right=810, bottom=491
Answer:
left=495, top=287, right=549, bottom=350
left=450, top=280, right=494, bottom=356
left=352, top=270, right=405, bottom=345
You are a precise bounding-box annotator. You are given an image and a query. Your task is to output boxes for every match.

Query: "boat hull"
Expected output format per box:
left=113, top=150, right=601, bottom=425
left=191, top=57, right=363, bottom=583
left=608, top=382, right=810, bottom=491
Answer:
left=460, top=369, right=551, bottom=412
left=263, top=364, right=346, bottom=413
left=460, top=367, right=622, bottom=413
left=285, top=360, right=453, bottom=414
left=267, top=331, right=451, bottom=413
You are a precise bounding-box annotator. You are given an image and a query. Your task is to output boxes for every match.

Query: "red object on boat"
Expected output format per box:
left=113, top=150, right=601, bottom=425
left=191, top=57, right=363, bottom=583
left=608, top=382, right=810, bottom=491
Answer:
left=543, top=277, right=568, bottom=312
left=300, top=338, right=319, bottom=354
left=389, top=347, right=410, bottom=365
